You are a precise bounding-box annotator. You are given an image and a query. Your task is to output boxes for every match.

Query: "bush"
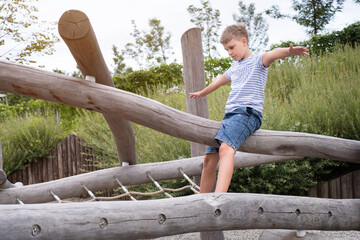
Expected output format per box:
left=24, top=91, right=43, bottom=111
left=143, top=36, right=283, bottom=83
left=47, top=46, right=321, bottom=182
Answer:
left=0, top=112, right=63, bottom=175
left=113, top=63, right=183, bottom=95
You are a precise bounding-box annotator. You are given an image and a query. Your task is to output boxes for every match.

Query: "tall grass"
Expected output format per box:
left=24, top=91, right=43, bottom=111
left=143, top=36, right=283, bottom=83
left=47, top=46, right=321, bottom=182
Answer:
left=0, top=112, right=63, bottom=175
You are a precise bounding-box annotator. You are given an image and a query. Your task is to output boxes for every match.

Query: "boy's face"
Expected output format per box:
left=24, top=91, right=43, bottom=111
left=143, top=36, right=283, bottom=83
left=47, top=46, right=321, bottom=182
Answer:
left=223, top=37, right=249, bottom=61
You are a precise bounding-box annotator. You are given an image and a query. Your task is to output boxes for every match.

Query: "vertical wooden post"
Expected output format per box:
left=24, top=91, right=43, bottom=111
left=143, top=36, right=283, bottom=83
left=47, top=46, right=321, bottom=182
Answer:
left=181, top=28, right=224, bottom=240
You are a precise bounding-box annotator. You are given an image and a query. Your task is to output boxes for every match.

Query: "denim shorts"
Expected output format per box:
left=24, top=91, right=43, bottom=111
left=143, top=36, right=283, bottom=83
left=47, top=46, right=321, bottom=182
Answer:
left=205, top=107, right=262, bottom=154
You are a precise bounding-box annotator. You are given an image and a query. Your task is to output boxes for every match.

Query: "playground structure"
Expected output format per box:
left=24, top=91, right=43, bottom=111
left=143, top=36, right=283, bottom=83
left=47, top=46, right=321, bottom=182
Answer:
left=0, top=10, right=359, bottom=240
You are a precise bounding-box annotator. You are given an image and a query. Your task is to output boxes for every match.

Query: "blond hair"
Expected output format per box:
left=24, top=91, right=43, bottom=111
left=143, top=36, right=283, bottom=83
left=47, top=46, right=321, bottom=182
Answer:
left=220, top=24, right=249, bottom=44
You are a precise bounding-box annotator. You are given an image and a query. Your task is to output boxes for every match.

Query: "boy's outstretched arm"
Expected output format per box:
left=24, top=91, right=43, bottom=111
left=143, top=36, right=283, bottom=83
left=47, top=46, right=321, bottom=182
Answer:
left=262, top=44, right=309, bottom=67
left=189, top=74, right=230, bottom=99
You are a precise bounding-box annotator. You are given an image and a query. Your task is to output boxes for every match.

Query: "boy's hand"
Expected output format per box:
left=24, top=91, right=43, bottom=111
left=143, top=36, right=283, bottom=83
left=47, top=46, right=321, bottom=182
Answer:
left=289, top=44, right=310, bottom=56
left=189, top=91, right=203, bottom=99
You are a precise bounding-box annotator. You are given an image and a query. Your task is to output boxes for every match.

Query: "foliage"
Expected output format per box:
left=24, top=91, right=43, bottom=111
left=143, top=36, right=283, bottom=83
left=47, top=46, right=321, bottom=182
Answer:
left=0, top=112, right=63, bottom=175
left=119, top=18, right=173, bottom=69
left=270, top=21, right=360, bottom=55
left=187, top=0, right=221, bottom=58
left=204, top=57, right=232, bottom=84
left=113, top=63, right=183, bottom=95
left=0, top=0, right=59, bottom=64
left=73, top=86, right=191, bottom=169
left=233, top=0, right=269, bottom=52
left=112, top=45, right=133, bottom=75
left=266, top=0, right=345, bottom=35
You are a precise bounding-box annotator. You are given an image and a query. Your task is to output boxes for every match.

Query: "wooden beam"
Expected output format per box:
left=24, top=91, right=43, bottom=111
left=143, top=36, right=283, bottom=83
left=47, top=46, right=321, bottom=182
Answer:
left=181, top=27, right=224, bottom=240
left=0, top=60, right=360, bottom=163
left=58, top=10, right=136, bottom=165
left=0, top=169, right=16, bottom=189
left=0, top=153, right=301, bottom=204
left=0, top=193, right=358, bottom=240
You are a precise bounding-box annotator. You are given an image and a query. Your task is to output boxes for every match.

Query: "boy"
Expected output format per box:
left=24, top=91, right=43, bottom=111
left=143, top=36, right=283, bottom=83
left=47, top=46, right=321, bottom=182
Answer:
left=189, top=24, right=309, bottom=193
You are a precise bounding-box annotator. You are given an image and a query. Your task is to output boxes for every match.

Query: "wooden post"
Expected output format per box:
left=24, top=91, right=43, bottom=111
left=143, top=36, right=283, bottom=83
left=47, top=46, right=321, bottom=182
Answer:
left=181, top=28, right=224, bottom=240
left=58, top=10, right=136, bottom=166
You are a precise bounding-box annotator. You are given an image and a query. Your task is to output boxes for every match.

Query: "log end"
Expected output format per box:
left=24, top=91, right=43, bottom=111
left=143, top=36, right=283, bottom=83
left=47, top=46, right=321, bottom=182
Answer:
left=58, top=10, right=91, bottom=40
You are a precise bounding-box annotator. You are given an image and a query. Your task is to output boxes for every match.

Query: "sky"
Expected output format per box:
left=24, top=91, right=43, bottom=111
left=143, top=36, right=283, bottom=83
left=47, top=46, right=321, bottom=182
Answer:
left=5, top=0, right=360, bottom=73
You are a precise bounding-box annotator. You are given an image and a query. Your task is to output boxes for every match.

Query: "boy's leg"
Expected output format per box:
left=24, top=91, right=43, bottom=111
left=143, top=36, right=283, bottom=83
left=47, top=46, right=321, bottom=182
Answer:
left=215, top=142, right=235, bottom=192
left=200, top=153, right=219, bottom=193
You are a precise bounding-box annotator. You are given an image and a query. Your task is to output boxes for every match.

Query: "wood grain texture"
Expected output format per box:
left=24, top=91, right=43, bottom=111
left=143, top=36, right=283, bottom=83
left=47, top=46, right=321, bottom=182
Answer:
left=1, top=60, right=359, bottom=163
left=0, top=193, right=359, bottom=239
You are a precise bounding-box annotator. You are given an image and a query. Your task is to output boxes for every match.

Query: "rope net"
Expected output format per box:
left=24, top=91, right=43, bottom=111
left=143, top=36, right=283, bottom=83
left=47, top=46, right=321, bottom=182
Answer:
left=39, top=167, right=200, bottom=204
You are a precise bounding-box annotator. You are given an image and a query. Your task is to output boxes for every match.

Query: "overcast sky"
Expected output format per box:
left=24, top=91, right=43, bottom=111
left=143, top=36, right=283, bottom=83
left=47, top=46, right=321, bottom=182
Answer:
left=12, top=0, right=360, bottom=73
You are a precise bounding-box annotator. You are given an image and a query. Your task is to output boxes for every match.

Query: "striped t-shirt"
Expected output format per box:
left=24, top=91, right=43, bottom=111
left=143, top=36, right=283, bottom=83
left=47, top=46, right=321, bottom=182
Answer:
left=224, top=53, right=268, bottom=113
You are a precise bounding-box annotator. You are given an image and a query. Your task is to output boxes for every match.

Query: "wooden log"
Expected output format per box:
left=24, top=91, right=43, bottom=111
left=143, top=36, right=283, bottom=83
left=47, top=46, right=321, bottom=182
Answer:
left=58, top=10, right=136, bottom=166
left=181, top=28, right=224, bottom=240
left=1, top=61, right=360, bottom=163
left=0, top=193, right=358, bottom=240
left=341, top=173, right=354, bottom=199
left=0, top=169, right=16, bottom=189
left=0, top=153, right=302, bottom=204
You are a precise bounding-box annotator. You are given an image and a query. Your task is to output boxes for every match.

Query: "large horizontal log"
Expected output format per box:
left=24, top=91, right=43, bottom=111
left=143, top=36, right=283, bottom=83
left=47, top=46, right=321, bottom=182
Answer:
left=0, top=193, right=359, bottom=239
left=0, top=152, right=301, bottom=204
left=0, top=60, right=359, bottom=163
left=58, top=10, right=136, bottom=165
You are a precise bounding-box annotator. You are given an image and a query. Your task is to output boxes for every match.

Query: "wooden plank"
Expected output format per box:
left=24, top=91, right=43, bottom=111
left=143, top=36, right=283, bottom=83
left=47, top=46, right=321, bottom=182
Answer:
left=47, top=150, right=54, bottom=181
left=341, top=172, right=353, bottom=199
left=0, top=141, right=2, bottom=170
left=0, top=153, right=302, bottom=204
left=57, top=142, right=64, bottom=179
left=0, top=193, right=359, bottom=240
left=27, top=166, right=32, bottom=185
left=58, top=10, right=136, bottom=166
left=319, top=181, right=329, bottom=198
left=329, top=177, right=341, bottom=199
left=308, top=186, right=317, bottom=197
left=75, top=135, right=81, bottom=175
left=181, top=28, right=222, bottom=240
left=1, top=60, right=359, bottom=163
left=42, top=157, right=47, bottom=182
left=37, top=158, right=43, bottom=183
left=67, top=135, right=73, bottom=176
left=70, top=135, right=77, bottom=175
left=353, top=170, right=360, bottom=198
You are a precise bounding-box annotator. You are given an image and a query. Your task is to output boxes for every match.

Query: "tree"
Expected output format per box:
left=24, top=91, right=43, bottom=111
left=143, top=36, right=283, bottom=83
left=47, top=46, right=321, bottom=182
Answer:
left=266, top=0, right=345, bottom=35
left=0, top=0, right=58, bottom=64
left=233, top=1, right=269, bottom=52
left=120, top=18, right=173, bottom=69
left=187, top=0, right=221, bottom=58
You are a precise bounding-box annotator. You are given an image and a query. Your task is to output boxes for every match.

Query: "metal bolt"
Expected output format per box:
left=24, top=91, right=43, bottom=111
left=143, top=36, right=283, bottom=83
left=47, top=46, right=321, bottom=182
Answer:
left=99, top=218, right=108, bottom=229
left=214, top=209, right=222, bottom=218
left=158, top=214, right=166, bottom=224
left=31, top=224, right=41, bottom=237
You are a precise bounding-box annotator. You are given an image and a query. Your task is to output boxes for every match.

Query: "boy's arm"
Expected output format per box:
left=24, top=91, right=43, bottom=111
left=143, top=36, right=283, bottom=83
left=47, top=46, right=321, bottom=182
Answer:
left=262, top=44, right=309, bottom=67
left=189, top=74, right=230, bottom=99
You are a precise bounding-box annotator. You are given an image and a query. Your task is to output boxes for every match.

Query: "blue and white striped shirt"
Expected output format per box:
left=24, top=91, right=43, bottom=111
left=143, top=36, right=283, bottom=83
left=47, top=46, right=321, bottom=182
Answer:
left=224, top=53, right=268, bottom=113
